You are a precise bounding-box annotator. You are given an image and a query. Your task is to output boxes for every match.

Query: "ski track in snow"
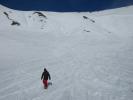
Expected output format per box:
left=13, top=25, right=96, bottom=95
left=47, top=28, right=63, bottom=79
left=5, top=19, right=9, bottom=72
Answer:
left=0, top=5, right=133, bottom=100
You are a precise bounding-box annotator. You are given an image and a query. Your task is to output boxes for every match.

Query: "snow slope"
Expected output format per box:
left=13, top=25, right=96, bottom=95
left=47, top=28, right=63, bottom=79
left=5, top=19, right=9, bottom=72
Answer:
left=0, top=4, right=133, bottom=100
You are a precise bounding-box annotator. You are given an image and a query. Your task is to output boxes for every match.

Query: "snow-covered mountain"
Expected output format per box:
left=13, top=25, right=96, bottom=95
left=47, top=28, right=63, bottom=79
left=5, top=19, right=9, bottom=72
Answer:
left=0, top=4, right=133, bottom=100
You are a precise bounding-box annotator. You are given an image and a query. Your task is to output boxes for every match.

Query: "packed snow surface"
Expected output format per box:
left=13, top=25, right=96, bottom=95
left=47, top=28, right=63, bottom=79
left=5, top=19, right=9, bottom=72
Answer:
left=0, top=5, right=133, bottom=100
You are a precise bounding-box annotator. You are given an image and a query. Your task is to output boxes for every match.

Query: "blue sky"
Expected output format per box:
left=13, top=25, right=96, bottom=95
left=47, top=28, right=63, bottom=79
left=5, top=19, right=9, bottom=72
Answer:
left=0, top=0, right=133, bottom=12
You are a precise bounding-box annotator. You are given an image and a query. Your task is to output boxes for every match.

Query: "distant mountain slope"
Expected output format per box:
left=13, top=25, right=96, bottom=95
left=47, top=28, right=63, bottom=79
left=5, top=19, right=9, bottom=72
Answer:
left=0, top=5, right=133, bottom=32
left=0, top=4, right=133, bottom=38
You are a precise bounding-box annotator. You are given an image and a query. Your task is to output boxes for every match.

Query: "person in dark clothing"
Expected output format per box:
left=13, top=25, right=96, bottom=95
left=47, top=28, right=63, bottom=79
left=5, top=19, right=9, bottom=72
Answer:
left=41, top=68, right=51, bottom=89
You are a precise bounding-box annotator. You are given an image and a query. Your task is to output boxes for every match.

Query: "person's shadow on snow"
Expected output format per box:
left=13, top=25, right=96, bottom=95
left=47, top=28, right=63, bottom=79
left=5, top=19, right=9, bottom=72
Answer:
left=48, top=82, right=52, bottom=86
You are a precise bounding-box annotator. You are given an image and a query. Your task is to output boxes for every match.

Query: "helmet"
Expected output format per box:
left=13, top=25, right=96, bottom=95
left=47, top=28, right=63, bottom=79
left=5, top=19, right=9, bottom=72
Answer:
left=44, top=68, right=47, bottom=71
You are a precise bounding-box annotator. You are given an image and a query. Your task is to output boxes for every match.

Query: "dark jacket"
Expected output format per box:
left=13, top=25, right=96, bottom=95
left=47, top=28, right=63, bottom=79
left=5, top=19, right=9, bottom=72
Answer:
left=41, top=69, right=51, bottom=80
